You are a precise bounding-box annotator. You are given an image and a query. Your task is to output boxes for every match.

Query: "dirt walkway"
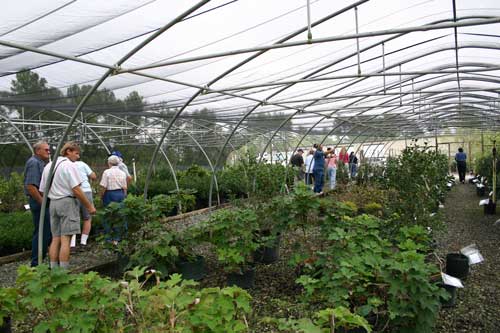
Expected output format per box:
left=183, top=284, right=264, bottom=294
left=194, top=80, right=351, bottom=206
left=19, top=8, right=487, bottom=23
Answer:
left=435, top=180, right=500, bottom=332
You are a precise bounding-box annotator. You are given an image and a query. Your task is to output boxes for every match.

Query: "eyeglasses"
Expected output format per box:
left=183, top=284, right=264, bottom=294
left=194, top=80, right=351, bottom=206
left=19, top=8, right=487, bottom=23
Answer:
left=44, top=149, right=50, bottom=152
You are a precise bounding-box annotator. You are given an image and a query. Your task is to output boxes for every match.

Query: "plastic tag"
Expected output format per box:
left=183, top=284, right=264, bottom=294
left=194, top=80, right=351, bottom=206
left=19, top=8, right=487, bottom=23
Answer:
left=460, top=244, right=484, bottom=265
left=479, top=199, right=489, bottom=206
left=441, top=272, right=464, bottom=288
left=24, top=204, right=30, bottom=210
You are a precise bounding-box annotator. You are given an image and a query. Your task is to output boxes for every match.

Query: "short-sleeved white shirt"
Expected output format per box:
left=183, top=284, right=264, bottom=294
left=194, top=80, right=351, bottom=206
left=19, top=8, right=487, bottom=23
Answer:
left=75, top=161, right=93, bottom=192
left=304, top=154, right=315, bottom=173
left=100, top=166, right=127, bottom=190
left=118, top=161, right=131, bottom=178
left=40, top=157, right=83, bottom=200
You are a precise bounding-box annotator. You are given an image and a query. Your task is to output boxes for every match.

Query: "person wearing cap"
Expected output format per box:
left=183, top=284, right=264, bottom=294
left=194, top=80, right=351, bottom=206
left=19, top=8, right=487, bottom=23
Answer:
left=111, top=151, right=133, bottom=185
left=39, top=141, right=96, bottom=269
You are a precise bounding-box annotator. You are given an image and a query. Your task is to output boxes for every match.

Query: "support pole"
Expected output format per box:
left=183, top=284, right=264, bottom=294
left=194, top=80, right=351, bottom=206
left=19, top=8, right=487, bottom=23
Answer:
left=448, top=143, right=451, bottom=174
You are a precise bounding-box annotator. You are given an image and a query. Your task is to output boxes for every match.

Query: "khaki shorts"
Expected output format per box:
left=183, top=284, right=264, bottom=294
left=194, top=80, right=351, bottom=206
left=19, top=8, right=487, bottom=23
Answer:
left=49, top=197, right=81, bottom=237
left=78, top=191, right=93, bottom=220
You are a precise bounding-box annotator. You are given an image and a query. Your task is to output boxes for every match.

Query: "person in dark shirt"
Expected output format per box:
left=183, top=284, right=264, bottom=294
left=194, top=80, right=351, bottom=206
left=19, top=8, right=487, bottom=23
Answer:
left=313, top=144, right=325, bottom=193
left=290, top=149, right=305, bottom=180
left=24, top=140, right=52, bottom=266
left=455, top=147, right=467, bottom=183
left=349, top=152, right=359, bottom=179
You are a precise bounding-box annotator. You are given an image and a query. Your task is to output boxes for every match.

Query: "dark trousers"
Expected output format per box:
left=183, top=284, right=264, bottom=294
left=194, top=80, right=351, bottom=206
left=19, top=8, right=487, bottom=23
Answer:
left=29, top=197, right=52, bottom=266
left=313, top=169, right=324, bottom=193
left=457, top=161, right=467, bottom=182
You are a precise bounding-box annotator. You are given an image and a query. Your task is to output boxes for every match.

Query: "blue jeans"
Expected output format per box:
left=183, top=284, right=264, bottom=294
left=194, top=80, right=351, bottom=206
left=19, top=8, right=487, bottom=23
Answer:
left=29, top=197, right=52, bottom=266
left=103, top=190, right=127, bottom=241
left=350, top=164, right=358, bottom=178
left=313, top=169, right=324, bottom=193
left=327, top=167, right=337, bottom=190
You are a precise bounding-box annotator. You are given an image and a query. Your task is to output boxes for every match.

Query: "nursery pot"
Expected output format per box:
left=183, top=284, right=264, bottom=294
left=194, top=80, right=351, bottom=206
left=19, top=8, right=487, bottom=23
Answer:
left=445, top=253, right=469, bottom=280
left=227, top=266, right=256, bottom=289
left=177, top=255, right=206, bottom=281
left=438, top=283, right=457, bottom=308
left=254, top=233, right=281, bottom=264
left=0, top=316, right=12, bottom=333
left=484, top=201, right=496, bottom=215
left=476, top=186, right=486, bottom=196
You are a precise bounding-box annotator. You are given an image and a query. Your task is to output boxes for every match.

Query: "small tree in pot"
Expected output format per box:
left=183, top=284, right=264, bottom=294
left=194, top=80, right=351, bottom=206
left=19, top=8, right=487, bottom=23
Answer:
left=203, top=208, right=260, bottom=288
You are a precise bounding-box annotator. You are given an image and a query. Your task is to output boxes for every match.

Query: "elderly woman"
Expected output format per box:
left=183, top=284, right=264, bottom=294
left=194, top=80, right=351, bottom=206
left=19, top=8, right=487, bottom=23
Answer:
left=100, top=155, right=128, bottom=242
left=100, top=155, right=127, bottom=207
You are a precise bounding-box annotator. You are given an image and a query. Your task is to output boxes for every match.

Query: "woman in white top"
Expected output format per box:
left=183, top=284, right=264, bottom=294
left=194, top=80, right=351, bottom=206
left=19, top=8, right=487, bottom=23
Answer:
left=99, top=155, right=127, bottom=242
left=100, top=155, right=127, bottom=207
left=304, top=149, right=315, bottom=185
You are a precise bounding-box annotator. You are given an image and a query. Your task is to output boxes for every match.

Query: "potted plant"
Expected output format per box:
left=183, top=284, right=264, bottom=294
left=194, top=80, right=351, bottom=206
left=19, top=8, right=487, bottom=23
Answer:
left=0, top=287, right=19, bottom=333
left=173, top=228, right=207, bottom=281
left=203, top=208, right=260, bottom=289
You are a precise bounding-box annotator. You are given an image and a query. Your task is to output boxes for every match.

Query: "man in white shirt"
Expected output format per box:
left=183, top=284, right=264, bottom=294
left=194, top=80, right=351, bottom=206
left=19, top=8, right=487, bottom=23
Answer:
left=40, top=142, right=96, bottom=269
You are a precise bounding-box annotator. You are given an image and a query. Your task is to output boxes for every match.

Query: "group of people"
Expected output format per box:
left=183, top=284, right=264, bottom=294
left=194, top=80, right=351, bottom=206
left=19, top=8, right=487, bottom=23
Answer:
left=290, top=145, right=359, bottom=194
left=24, top=140, right=132, bottom=269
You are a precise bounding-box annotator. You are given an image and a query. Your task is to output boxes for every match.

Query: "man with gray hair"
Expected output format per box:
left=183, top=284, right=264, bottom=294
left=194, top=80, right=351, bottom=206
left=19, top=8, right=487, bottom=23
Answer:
left=24, top=140, right=52, bottom=266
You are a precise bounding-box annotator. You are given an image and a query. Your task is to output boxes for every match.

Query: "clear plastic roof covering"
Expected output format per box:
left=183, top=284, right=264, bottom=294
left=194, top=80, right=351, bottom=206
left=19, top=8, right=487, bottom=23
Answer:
left=1, top=0, right=500, bottom=156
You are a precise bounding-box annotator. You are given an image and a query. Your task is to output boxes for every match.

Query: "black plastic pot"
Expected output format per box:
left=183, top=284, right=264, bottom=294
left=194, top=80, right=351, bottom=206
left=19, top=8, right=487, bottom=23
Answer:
left=227, top=266, right=256, bottom=289
left=254, top=234, right=281, bottom=264
left=445, top=253, right=469, bottom=279
left=484, top=201, right=496, bottom=215
left=0, top=316, right=12, bottom=333
left=177, top=255, right=206, bottom=281
left=438, top=283, right=457, bottom=308
left=476, top=186, right=486, bottom=196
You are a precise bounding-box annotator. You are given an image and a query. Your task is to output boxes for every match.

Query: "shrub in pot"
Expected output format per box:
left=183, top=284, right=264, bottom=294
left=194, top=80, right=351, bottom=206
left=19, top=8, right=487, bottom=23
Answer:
left=202, top=208, right=260, bottom=288
left=126, top=221, right=179, bottom=278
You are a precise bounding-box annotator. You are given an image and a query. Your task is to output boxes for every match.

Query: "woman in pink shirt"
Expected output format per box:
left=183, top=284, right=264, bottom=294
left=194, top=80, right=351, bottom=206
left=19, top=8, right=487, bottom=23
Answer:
left=326, top=150, right=338, bottom=190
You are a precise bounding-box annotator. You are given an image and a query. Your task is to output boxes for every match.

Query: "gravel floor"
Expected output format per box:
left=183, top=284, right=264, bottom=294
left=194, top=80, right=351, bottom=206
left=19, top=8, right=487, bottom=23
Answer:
left=434, top=179, right=500, bottom=333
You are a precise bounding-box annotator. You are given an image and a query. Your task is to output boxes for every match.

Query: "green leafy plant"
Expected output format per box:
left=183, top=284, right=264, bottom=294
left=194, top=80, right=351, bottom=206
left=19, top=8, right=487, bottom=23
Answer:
left=297, top=214, right=446, bottom=332
left=3, top=265, right=252, bottom=332
left=0, top=211, right=33, bottom=255
left=202, top=208, right=259, bottom=273
left=266, top=306, right=372, bottom=332
left=0, top=287, right=19, bottom=327
left=126, top=221, right=179, bottom=277
left=15, top=265, right=125, bottom=332
left=122, top=269, right=252, bottom=332
left=0, top=172, right=25, bottom=213
left=384, top=144, right=448, bottom=229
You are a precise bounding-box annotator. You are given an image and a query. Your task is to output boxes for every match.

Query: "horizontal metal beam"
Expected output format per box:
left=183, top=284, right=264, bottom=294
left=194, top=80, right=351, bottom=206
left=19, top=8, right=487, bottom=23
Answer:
left=120, top=17, right=500, bottom=72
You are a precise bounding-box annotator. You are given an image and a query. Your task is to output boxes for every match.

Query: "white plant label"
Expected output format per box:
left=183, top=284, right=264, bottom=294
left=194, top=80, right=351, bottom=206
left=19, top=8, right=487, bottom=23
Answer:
left=441, top=272, right=464, bottom=288
left=461, top=244, right=484, bottom=265
left=24, top=204, right=30, bottom=210
left=479, top=199, right=489, bottom=206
